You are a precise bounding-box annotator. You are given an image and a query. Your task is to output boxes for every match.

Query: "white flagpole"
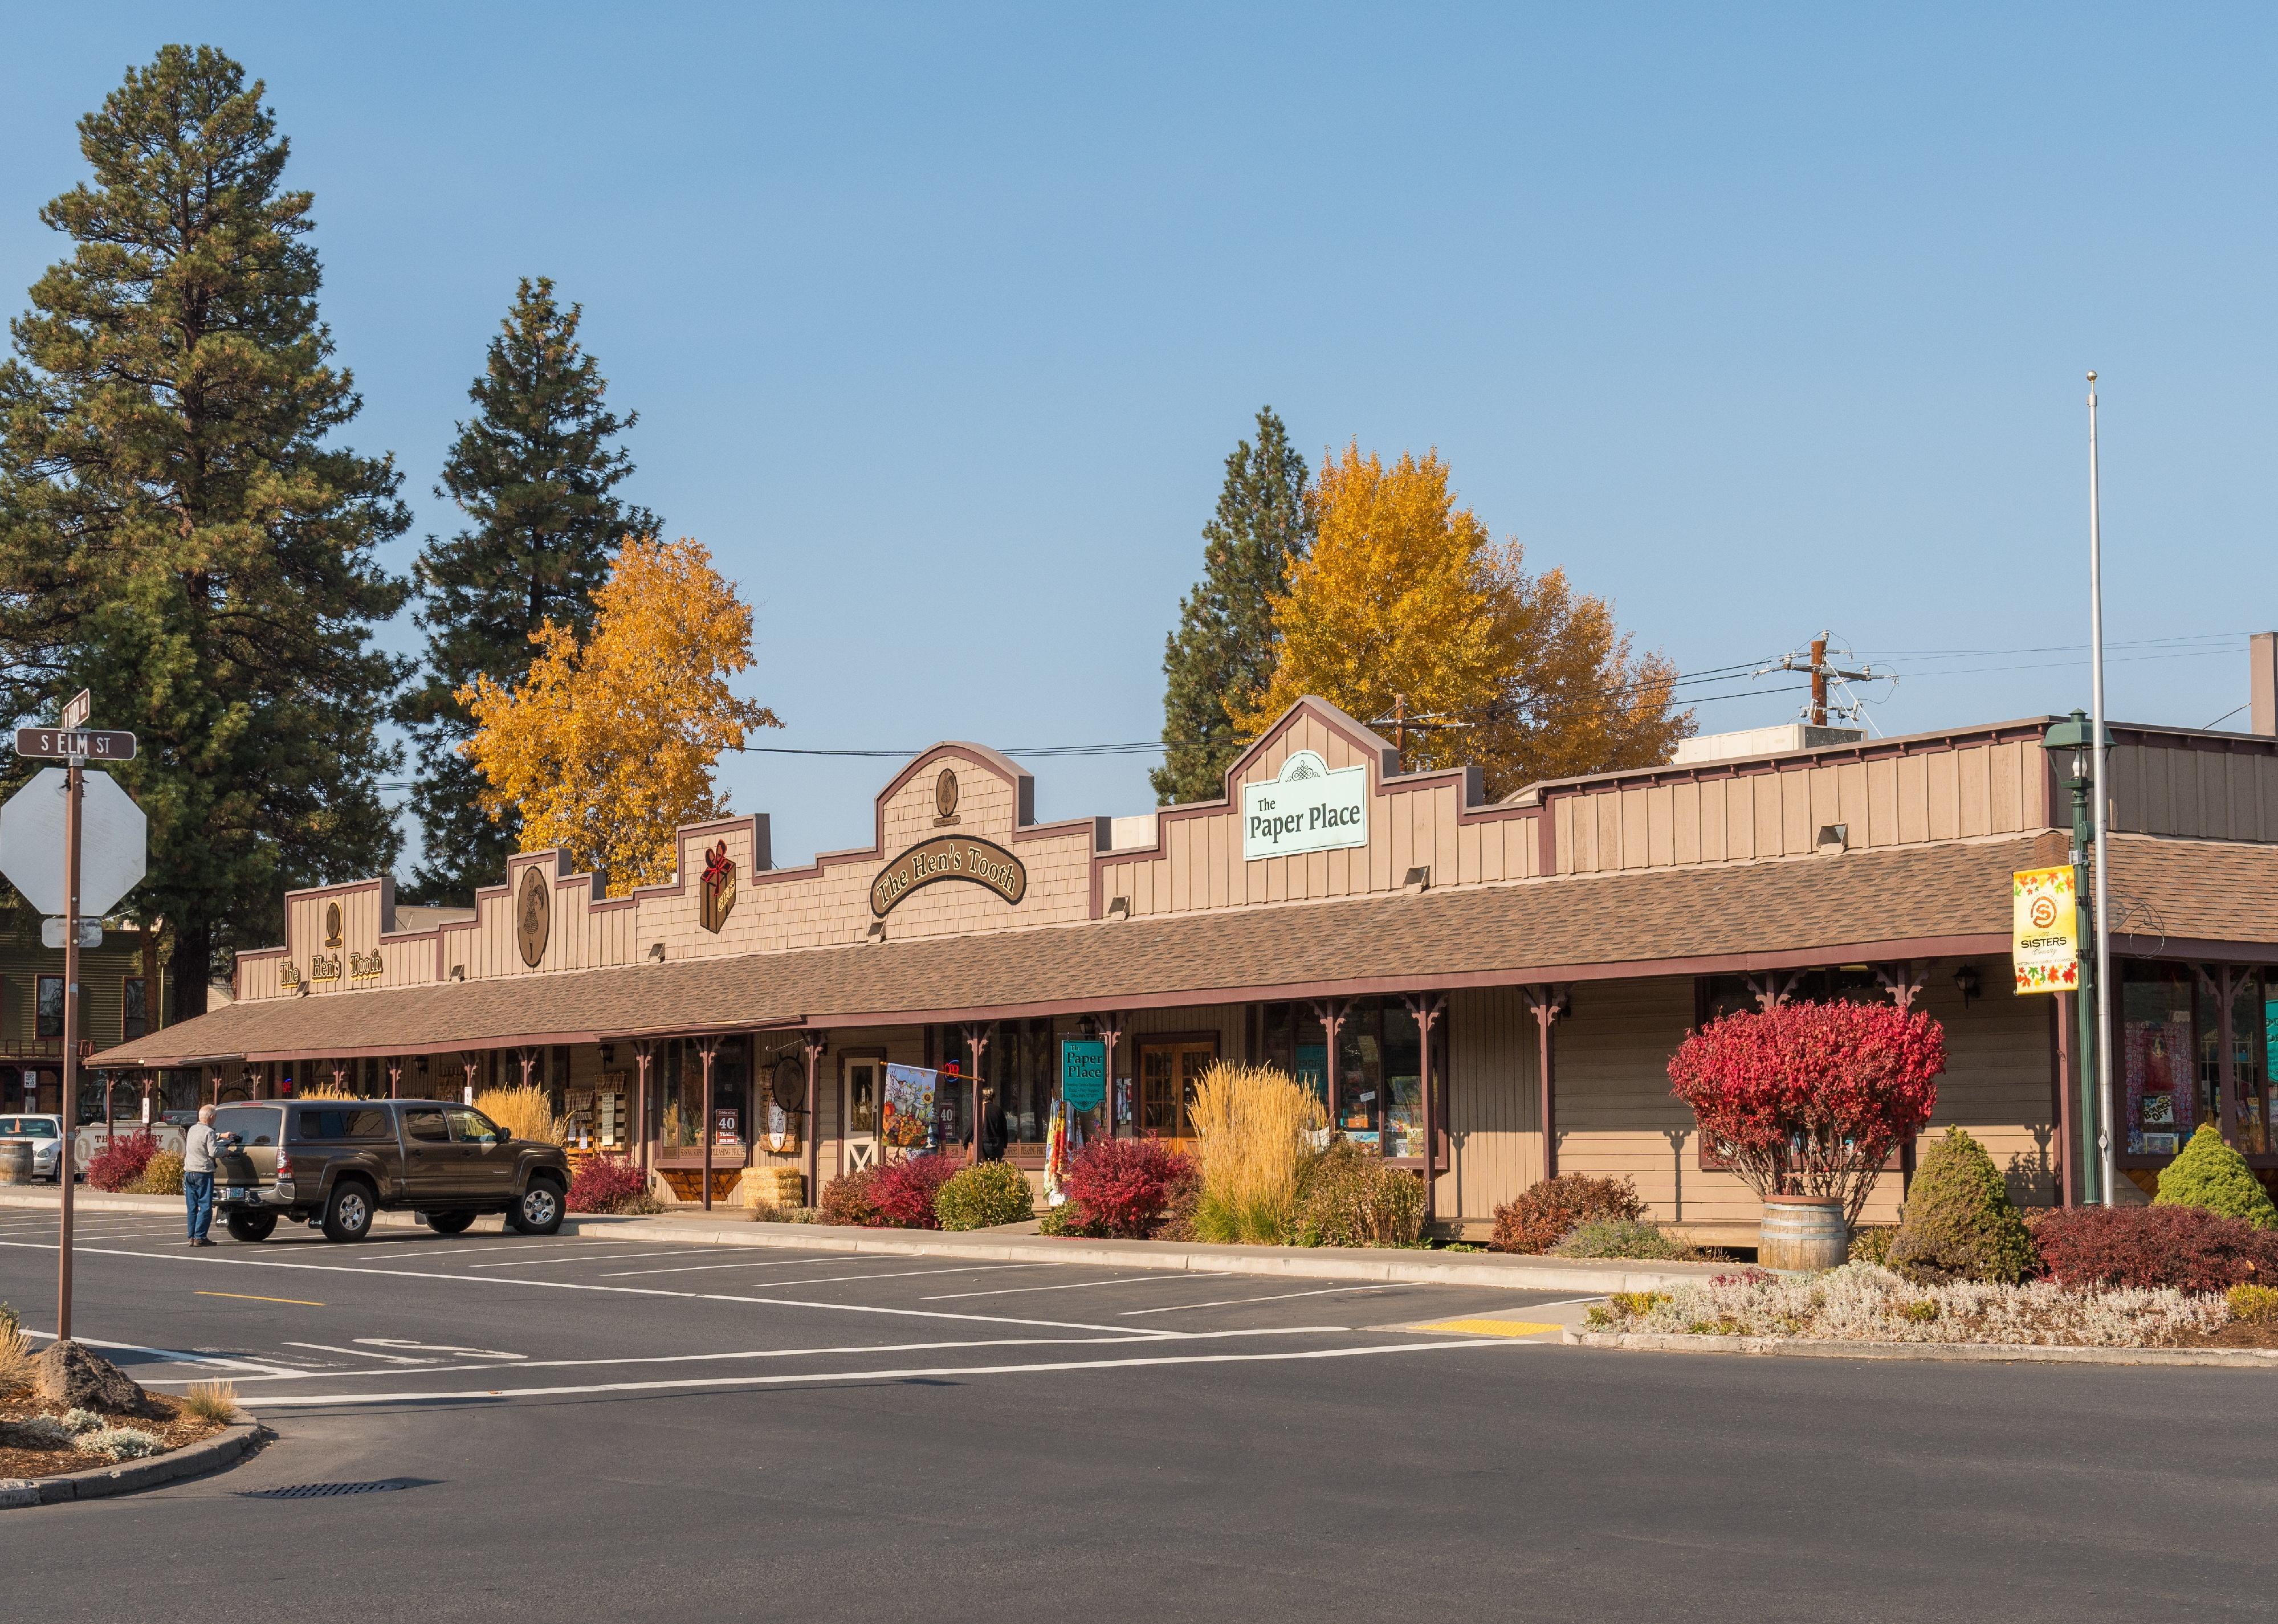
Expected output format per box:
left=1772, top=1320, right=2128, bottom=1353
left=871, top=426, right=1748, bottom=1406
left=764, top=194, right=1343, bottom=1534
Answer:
left=2087, top=372, right=2116, bottom=1206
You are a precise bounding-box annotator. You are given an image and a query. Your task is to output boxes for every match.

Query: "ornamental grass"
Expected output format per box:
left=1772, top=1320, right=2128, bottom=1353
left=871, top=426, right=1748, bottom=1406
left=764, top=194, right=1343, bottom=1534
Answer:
left=180, top=1380, right=239, bottom=1422
left=0, top=1302, right=30, bottom=1397
left=472, top=1084, right=566, bottom=1145
left=1188, top=1062, right=1325, bottom=1244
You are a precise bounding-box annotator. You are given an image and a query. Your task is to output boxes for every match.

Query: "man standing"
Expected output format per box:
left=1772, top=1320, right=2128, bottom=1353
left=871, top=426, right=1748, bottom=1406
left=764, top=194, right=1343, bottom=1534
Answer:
left=182, top=1104, right=219, bottom=1247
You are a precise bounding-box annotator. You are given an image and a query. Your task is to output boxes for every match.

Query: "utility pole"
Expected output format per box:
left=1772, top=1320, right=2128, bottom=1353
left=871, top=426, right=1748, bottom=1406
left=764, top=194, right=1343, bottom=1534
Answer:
left=1391, top=693, right=1408, bottom=770
left=2087, top=373, right=2116, bottom=1205
left=1776, top=634, right=1881, bottom=728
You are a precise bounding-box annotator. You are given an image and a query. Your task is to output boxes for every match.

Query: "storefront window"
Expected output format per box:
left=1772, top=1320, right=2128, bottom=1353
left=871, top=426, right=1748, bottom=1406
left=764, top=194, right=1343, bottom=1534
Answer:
left=36, top=974, right=63, bottom=1039
left=122, top=977, right=148, bottom=1040
left=2196, top=970, right=2271, bottom=1157
left=2122, top=962, right=2195, bottom=1156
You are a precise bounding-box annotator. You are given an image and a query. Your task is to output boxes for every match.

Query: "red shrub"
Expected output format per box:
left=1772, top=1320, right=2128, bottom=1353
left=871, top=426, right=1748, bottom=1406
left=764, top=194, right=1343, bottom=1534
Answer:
left=566, top=1154, right=649, bottom=1213
left=1063, top=1139, right=1193, bottom=1239
left=1668, top=1000, right=1943, bottom=1223
left=87, top=1129, right=156, bottom=1193
left=1489, top=1174, right=1644, bottom=1254
left=820, top=1166, right=884, bottom=1227
left=871, top=1154, right=960, bottom=1229
left=2027, top=1205, right=2278, bottom=1293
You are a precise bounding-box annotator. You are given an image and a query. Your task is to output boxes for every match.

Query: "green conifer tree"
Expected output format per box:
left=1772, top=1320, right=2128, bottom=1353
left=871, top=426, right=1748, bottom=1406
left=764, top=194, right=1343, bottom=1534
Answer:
left=2155, top=1123, right=2278, bottom=1229
left=0, top=46, right=409, bottom=1014
left=400, top=278, right=657, bottom=901
left=1151, top=407, right=1312, bottom=805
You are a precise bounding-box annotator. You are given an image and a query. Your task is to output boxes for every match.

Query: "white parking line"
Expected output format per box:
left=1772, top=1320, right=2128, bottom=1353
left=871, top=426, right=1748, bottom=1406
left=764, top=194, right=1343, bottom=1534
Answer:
left=0, top=1238, right=1188, bottom=1338
left=241, top=1337, right=1529, bottom=1407
left=601, top=1261, right=1040, bottom=1283
left=461, top=1247, right=789, bottom=1269
left=18, top=1329, right=313, bottom=1378
left=281, top=1341, right=437, bottom=1364
left=1118, top=1284, right=1408, bottom=1315
left=144, top=1326, right=1350, bottom=1385
left=921, top=1274, right=1227, bottom=1301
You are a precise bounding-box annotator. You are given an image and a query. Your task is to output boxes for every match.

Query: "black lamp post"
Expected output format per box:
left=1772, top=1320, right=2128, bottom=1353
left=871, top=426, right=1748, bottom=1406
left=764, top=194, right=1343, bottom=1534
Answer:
left=2043, top=707, right=2112, bottom=1205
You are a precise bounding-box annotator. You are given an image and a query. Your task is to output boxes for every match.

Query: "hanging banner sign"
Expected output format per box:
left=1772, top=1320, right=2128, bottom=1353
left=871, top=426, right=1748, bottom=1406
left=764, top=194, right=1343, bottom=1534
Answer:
left=2011, top=866, right=2080, bottom=994
left=881, top=1063, right=938, bottom=1149
left=1242, top=750, right=1367, bottom=862
left=1059, top=1038, right=1107, bottom=1112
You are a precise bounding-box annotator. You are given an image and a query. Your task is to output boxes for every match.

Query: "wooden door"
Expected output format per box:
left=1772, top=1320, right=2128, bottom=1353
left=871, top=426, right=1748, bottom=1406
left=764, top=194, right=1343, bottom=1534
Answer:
left=1138, top=1040, right=1216, bottom=1144
left=842, top=1056, right=882, bottom=1173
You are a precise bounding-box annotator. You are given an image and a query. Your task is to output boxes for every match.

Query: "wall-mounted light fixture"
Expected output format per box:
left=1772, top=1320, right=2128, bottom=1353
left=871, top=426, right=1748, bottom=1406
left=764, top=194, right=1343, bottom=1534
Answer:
left=1953, top=964, right=1982, bottom=1007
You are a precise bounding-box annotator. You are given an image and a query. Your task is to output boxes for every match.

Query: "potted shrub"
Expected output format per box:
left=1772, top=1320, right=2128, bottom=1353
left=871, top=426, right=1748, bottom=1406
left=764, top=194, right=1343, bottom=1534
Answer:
left=1667, top=999, right=1944, bottom=1269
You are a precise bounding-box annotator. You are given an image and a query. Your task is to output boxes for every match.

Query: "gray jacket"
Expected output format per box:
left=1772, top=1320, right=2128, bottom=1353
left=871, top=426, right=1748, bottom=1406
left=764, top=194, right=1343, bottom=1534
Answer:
left=182, top=1123, right=219, bottom=1174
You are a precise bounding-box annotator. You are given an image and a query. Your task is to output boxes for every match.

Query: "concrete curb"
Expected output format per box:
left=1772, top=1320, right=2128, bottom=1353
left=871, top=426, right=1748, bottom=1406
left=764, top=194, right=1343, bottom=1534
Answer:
left=1562, top=1328, right=2278, bottom=1368
left=0, top=1409, right=267, bottom=1508
left=1, top=1185, right=1714, bottom=1292
left=0, top=1188, right=507, bottom=1234
left=556, top=1213, right=1722, bottom=1293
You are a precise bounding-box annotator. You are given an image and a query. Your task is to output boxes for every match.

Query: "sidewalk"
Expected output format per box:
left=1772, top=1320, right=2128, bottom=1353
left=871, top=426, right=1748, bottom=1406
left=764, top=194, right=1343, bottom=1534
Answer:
left=0, top=1188, right=1713, bottom=1292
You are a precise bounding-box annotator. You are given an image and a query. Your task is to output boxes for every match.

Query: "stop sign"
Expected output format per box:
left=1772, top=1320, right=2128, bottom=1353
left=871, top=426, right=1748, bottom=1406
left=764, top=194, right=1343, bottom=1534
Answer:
left=0, top=768, right=148, bottom=917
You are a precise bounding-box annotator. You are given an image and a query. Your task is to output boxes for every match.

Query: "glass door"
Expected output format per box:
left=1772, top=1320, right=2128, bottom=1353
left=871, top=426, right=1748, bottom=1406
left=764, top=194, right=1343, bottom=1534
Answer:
left=843, top=1057, right=881, bottom=1173
left=1138, top=1040, right=1216, bottom=1144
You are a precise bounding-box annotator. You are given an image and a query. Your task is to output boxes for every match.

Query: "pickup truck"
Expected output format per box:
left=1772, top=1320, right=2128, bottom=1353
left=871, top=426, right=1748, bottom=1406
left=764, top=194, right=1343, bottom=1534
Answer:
left=210, top=1099, right=572, bottom=1243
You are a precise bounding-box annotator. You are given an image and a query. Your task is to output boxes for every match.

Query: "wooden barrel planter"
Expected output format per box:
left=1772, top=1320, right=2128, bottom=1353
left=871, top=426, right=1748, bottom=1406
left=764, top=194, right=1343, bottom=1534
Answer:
left=0, top=1140, right=30, bottom=1185
left=1758, top=1194, right=1848, bottom=1271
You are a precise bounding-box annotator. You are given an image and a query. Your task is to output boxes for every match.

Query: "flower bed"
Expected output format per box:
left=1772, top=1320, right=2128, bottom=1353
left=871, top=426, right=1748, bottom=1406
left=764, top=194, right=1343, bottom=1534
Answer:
left=1584, top=1262, right=2241, bottom=1348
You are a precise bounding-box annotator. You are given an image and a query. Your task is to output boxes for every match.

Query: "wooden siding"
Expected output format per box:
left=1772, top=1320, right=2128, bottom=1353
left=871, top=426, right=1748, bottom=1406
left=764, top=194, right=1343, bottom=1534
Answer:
left=1445, top=986, right=1539, bottom=1219
left=1556, top=737, right=2047, bottom=875
left=2108, top=735, right=2278, bottom=843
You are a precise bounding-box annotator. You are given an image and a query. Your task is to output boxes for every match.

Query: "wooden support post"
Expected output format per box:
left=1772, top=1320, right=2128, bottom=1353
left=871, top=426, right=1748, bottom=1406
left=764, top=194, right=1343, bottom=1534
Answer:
left=460, top=1055, right=479, bottom=1105
left=801, top=1031, right=826, bottom=1203
left=2202, top=965, right=2239, bottom=1146
left=699, top=1035, right=719, bottom=1210
left=960, top=1025, right=991, bottom=1164
left=1526, top=986, right=1567, bottom=1183
left=633, top=1040, right=657, bottom=1176
left=1402, top=994, right=1446, bottom=1225
left=1095, top=1016, right=1123, bottom=1141
left=1311, top=999, right=1349, bottom=1136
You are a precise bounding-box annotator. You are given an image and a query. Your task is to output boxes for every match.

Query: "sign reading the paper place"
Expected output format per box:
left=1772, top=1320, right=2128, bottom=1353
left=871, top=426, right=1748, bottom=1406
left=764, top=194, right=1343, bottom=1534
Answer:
left=1242, top=749, right=1367, bottom=862
left=2011, top=865, right=2080, bottom=994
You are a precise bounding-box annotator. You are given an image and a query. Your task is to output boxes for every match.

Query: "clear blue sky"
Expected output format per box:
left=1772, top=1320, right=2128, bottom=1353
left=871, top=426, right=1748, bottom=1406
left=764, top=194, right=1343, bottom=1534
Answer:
left=5, top=5, right=2273, bottom=871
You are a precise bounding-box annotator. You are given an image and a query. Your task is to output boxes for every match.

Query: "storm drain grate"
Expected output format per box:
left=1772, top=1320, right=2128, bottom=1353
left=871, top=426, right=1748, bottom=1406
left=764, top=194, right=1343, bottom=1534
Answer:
left=241, top=1479, right=415, bottom=1500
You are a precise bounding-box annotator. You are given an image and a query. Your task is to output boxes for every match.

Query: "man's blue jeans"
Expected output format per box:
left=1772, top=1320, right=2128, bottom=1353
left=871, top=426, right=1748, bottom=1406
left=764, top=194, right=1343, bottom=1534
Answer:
left=184, top=1170, right=214, bottom=1241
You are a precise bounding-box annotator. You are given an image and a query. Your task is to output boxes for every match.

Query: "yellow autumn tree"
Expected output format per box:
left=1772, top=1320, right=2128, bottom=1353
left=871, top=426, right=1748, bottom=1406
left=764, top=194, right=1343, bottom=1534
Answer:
left=459, top=536, right=781, bottom=893
left=1233, top=445, right=1691, bottom=799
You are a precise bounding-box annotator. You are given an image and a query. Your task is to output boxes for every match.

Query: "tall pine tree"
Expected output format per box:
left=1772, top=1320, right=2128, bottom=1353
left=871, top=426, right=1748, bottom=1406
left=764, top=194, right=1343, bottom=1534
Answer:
left=1151, top=407, right=1312, bottom=803
left=401, top=278, right=656, bottom=902
left=0, top=46, right=409, bottom=1014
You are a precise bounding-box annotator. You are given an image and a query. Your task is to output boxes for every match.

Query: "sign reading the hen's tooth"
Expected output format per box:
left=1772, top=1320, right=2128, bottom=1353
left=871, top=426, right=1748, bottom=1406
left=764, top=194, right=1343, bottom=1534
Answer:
left=870, top=835, right=1026, bottom=917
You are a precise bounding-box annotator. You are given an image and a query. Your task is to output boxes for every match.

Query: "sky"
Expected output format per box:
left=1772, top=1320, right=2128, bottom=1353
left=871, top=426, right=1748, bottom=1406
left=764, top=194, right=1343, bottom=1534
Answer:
left=3, top=5, right=2275, bottom=875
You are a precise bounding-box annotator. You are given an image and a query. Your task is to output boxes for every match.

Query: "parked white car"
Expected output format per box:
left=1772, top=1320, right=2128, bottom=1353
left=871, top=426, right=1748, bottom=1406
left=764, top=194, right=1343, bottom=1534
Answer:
left=0, top=1115, right=66, bottom=1181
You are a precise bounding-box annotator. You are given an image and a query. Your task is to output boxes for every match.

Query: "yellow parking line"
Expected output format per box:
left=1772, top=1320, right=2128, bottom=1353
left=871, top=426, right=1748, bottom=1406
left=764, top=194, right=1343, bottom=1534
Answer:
left=1410, top=1317, right=1561, bottom=1338
left=195, top=1290, right=325, bottom=1307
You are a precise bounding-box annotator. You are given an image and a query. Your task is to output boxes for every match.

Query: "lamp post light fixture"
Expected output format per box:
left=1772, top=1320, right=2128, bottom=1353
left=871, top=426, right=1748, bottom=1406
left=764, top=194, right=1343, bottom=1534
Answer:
left=2043, top=707, right=2114, bottom=1206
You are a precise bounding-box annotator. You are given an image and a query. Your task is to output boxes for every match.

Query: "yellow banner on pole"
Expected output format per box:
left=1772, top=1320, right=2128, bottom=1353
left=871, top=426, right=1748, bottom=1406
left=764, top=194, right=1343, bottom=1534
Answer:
left=2011, top=866, right=2080, bottom=994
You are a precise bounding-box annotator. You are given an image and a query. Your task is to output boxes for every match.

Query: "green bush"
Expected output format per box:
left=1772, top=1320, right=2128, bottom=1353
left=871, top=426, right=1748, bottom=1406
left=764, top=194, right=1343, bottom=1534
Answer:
left=2155, top=1124, right=2278, bottom=1230
left=1848, top=1225, right=1898, bottom=1266
left=137, top=1151, right=185, bottom=1195
left=1037, top=1199, right=1106, bottom=1237
left=1885, top=1127, right=2037, bottom=1284
left=1295, top=1141, right=1426, bottom=1248
left=1489, top=1174, right=1644, bottom=1254
left=1549, top=1218, right=1692, bottom=1260
left=934, top=1161, right=1034, bottom=1231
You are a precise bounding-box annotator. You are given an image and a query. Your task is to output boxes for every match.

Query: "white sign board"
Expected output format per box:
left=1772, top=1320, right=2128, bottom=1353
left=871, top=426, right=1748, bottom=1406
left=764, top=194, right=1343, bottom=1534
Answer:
left=1241, top=750, right=1368, bottom=862
left=42, top=917, right=103, bottom=950
left=0, top=768, right=148, bottom=917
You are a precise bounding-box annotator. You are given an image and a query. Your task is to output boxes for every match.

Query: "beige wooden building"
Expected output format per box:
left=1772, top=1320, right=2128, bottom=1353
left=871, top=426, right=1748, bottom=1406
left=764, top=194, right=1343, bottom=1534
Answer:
left=94, top=693, right=2278, bottom=1241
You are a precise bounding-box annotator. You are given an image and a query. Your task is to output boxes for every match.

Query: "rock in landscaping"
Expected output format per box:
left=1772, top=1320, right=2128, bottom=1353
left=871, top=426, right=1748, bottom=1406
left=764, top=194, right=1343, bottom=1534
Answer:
left=33, top=1340, right=149, bottom=1415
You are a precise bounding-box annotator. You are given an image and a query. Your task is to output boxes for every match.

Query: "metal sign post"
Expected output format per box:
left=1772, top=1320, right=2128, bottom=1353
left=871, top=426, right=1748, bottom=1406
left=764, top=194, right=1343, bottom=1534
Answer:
left=3, top=692, right=140, bottom=1345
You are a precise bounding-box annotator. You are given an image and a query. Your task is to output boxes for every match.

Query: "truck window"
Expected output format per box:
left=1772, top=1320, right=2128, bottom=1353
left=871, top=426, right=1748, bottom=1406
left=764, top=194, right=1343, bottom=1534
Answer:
left=212, top=1105, right=283, bottom=1146
left=298, top=1108, right=391, bottom=1141
left=445, top=1107, right=507, bottom=1146
left=402, top=1107, right=449, bottom=1143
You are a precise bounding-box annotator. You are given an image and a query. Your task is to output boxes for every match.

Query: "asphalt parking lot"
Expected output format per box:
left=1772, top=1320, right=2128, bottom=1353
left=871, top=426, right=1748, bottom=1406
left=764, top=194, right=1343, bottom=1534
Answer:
left=4, top=1207, right=2275, bottom=1624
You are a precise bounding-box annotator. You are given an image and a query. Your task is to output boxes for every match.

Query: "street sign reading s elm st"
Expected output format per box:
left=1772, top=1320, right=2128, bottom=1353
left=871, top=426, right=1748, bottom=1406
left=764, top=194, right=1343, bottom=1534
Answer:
left=16, top=727, right=136, bottom=762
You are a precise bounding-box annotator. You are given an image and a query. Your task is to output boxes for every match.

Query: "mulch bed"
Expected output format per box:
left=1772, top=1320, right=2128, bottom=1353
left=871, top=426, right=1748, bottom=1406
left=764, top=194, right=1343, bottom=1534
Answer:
left=2182, top=1320, right=2278, bottom=1349
left=0, top=1387, right=226, bottom=1482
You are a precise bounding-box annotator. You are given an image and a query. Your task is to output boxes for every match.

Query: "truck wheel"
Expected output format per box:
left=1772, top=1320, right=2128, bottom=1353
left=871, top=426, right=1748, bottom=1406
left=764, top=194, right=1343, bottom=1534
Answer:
left=425, top=1211, right=475, bottom=1235
left=225, top=1210, right=278, bottom=1243
left=509, top=1178, right=564, bottom=1236
left=321, top=1180, right=375, bottom=1243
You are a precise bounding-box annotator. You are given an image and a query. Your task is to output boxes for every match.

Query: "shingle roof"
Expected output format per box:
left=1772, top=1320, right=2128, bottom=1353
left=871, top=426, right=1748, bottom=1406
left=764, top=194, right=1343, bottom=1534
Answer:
left=99, top=827, right=2277, bottom=1068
